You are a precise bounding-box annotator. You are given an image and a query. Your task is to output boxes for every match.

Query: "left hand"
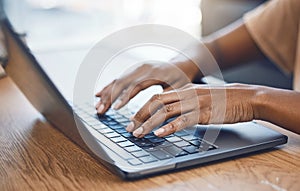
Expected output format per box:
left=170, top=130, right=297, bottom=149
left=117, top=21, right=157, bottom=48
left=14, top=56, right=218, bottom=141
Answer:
left=126, top=83, right=261, bottom=138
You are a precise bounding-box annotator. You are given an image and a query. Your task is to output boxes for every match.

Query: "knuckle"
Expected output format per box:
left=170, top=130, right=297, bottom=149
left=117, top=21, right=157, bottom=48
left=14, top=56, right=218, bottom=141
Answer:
left=167, top=123, right=177, bottom=134
left=111, top=78, right=123, bottom=88
left=165, top=104, right=174, bottom=112
left=161, top=104, right=174, bottom=117
left=179, top=115, right=189, bottom=125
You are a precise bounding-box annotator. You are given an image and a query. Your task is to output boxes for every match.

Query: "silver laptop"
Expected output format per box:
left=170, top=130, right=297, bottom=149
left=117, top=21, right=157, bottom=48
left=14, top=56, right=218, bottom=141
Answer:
left=1, top=18, right=288, bottom=179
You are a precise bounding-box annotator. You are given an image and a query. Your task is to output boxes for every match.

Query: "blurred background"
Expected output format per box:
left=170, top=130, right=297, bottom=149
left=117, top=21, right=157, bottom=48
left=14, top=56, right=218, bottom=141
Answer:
left=3, top=0, right=201, bottom=52
left=1, top=0, right=293, bottom=99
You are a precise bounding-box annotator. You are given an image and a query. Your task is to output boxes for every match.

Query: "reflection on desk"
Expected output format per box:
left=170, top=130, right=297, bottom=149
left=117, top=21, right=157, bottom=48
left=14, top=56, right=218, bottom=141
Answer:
left=0, top=76, right=299, bottom=191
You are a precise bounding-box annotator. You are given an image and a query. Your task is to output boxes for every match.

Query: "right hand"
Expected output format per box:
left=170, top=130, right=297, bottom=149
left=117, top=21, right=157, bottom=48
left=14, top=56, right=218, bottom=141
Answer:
left=95, top=62, right=193, bottom=114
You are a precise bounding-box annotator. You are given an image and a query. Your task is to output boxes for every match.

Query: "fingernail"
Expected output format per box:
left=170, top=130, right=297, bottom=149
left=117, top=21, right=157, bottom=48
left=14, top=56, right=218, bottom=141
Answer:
left=133, top=127, right=143, bottom=137
left=154, top=128, right=165, bottom=136
left=126, top=122, right=135, bottom=132
left=113, top=100, right=122, bottom=110
left=97, top=104, right=105, bottom=114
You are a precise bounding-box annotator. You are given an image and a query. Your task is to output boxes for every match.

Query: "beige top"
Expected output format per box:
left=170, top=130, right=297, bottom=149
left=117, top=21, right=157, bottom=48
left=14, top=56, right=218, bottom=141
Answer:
left=243, top=0, right=300, bottom=91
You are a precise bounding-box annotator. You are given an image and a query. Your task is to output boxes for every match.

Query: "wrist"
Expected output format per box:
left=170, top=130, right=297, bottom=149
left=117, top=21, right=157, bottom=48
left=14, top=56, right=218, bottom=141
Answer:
left=170, top=60, right=202, bottom=83
left=251, top=86, right=273, bottom=121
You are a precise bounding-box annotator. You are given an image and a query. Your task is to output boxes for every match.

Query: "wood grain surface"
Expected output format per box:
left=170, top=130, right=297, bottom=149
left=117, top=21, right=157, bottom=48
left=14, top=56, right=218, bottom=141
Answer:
left=0, top=76, right=299, bottom=191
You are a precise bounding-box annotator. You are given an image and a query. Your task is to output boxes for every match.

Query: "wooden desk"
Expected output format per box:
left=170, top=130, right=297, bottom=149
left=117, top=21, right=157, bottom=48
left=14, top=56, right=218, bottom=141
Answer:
left=0, top=76, right=299, bottom=191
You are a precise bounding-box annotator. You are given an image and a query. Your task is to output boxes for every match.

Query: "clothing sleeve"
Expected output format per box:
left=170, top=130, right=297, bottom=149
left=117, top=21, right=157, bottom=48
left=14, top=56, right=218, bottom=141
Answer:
left=243, top=0, right=300, bottom=73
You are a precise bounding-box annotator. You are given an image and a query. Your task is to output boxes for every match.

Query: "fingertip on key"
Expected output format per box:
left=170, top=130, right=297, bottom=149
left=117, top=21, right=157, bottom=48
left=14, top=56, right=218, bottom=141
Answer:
left=97, top=104, right=105, bottom=114
left=126, top=122, right=135, bottom=132
left=133, top=127, right=143, bottom=137
left=154, top=128, right=165, bottom=137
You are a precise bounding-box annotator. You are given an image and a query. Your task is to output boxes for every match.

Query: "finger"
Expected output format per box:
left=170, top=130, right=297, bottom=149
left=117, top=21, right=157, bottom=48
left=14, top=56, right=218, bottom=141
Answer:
left=113, top=78, right=164, bottom=110
left=154, top=112, right=199, bottom=137
left=132, top=100, right=196, bottom=137
left=95, top=78, right=117, bottom=97
left=96, top=80, right=128, bottom=114
left=130, top=87, right=199, bottom=127
left=95, top=84, right=112, bottom=112
left=128, top=91, right=181, bottom=131
left=131, top=110, right=167, bottom=138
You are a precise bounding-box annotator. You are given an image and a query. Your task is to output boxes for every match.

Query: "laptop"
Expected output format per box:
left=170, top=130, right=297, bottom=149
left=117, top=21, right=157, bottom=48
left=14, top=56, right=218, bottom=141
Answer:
left=1, top=18, right=288, bottom=179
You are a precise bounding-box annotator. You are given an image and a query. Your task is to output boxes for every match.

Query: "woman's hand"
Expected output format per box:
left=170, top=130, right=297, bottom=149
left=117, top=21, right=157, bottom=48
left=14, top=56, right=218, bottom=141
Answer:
left=127, top=83, right=261, bottom=138
left=95, top=61, right=198, bottom=114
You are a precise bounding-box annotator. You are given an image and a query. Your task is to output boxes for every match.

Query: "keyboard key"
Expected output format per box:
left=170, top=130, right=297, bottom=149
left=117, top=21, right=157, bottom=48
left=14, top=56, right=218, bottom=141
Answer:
left=109, top=113, right=123, bottom=119
left=105, top=132, right=120, bottom=138
left=116, top=118, right=130, bottom=123
left=104, top=120, right=119, bottom=126
left=173, top=140, right=191, bottom=147
left=139, top=155, right=158, bottom=163
left=118, top=140, right=134, bottom=147
left=91, top=123, right=107, bottom=130
left=109, top=124, right=124, bottom=130
left=144, top=147, right=157, bottom=152
left=164, top=134, right=175, bottom=138
left=131, top=150, right=149, bottom=158
left=111, top=136, right=127, bottom=143
left=124, top=145, right=142, bottom=152
left=148, top=137, right=165, bottom=144
left=174, top=130, right=189, bottom=137
left=181, top=135, right=198, bottom=141
left=115, top=128, right=127, bottom=134
left=120, top=122, right=130, bottom=126
left=183, top=145, right=200, bottom=154
left=109, top=145, right=134, bottom=160
left=163, top=146, right=188, bottom=157
left=85, top=118, right=101, bottom=124
left=165, top=136, right=182, bottom=143
left=156, top=141, right=173, bottom=148
left=148, top=149, right=173, bottom=160
left=105, top=109, right=116, bottom=116
left=121, top=132, right=134, bottom=138
left=127, top=136, right=141, bottom=142
left=98, top=128, right=114, bottom=134
left=189, top=139, right=204, bottom=146
left=128, top=158, right=142, bottom=166
left=134, top=140, right=153, bottom=148
left=118, top=109, right=134, bottom=118
left=144, top=132, right=156, bottom=139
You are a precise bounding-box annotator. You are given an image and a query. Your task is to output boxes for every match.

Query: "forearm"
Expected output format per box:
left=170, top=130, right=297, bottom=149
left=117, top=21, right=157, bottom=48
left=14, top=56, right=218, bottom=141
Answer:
left=253, top=87, right=300, bottom=134
left=170, top=20, right=266, bottom=83
left=203, top=20, right=265, bottom=70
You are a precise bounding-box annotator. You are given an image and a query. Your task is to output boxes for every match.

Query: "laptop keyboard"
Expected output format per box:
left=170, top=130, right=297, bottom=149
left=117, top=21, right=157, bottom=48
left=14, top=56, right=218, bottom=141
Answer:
left=73, top=103, right=218, bottom=166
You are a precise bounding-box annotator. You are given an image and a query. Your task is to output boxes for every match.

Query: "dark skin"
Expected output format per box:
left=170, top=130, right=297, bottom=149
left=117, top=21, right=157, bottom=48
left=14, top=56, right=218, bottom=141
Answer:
left=95, top=21, right=300, bottom=137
